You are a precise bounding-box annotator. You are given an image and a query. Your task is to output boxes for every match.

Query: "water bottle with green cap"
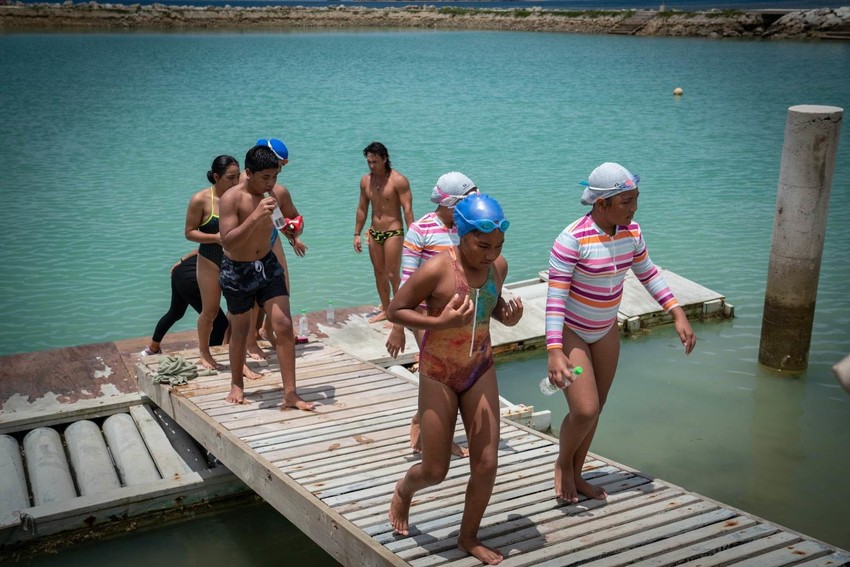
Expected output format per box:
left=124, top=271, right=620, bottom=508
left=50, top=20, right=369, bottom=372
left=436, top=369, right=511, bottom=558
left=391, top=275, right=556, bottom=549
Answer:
left=540, top=366, right=583, bottom=395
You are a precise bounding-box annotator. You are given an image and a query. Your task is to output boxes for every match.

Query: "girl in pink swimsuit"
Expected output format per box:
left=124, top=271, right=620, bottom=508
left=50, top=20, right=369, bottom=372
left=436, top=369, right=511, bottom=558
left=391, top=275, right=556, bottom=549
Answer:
left=417, top=246, right=498, bottom=393
left=386, top=194, right=523, bottom=566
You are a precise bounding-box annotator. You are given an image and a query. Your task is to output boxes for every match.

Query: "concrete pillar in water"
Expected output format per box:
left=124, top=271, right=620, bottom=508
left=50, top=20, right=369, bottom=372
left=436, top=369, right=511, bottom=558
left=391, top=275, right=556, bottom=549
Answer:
left=759, top=105, right=843, bottom=372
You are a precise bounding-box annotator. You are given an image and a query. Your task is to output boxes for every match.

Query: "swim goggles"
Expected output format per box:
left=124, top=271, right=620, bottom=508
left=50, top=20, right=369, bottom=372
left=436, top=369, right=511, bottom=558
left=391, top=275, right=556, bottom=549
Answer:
left=579, top=174, right=639, bottom=191
left=454, top=207, right=510, bottom=233
left=434, top=186, right=479, bottom=208
left=613, top=174, right=639, bottom=189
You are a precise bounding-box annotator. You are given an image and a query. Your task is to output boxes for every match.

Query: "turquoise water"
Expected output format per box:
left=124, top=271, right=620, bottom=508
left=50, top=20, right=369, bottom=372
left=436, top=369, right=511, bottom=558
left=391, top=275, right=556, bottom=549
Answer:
left=1, top=30, right=849, bottom=561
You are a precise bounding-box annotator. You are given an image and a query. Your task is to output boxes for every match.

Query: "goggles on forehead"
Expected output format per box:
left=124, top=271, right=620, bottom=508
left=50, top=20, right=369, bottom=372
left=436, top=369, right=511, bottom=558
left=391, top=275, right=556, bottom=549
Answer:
left=455, top=207, right=510, bottom=233
left=580, top=174, right=640, bottom=192
left=613, top=174, right=639, bottom=189
left=434, top=186, right=479, bottom=207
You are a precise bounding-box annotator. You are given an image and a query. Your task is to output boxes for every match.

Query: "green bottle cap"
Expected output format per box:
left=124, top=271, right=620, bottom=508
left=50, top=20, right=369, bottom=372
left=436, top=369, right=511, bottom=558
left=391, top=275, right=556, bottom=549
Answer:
left=573, top=366, right=583, bottom=375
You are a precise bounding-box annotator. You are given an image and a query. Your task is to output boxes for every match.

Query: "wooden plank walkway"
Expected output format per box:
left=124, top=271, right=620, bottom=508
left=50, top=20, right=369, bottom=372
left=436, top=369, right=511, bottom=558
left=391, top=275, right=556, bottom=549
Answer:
left=135, top=342, right=848, bottom=567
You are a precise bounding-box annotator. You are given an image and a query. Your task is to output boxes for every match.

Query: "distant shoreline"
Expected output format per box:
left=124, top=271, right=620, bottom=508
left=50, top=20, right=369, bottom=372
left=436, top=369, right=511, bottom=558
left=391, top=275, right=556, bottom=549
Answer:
left=1, top=2, right=848, bottom=39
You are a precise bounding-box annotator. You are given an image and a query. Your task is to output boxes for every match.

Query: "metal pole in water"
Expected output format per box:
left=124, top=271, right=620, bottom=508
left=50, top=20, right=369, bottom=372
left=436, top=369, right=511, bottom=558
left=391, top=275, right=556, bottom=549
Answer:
left=759, top=105, right=843, bottom=372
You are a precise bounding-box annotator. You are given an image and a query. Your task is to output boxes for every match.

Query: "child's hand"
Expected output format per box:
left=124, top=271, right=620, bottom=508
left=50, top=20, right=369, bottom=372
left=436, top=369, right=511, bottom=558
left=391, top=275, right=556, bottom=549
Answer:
left=676, top=319, right=697, bottom=355
left=385, top=324, right=406, bottom=359
left=497, top=296, right=523, bottom=326
left=290, top=238, right=308, bottom=257
left=255, top=196, right=277, bottom=219
left=547, top=349, right=579, bottom=389
left=671, top=308, right=697, bottom=355
left=440, top=294, right=474, bottom=328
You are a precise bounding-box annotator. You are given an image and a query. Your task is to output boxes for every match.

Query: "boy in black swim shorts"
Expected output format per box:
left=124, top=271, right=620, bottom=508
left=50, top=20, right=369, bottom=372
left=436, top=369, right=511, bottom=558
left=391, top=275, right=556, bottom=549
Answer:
left=218, top=145, right=315, bottom=411
left=219, top=251, right=287, bottom=316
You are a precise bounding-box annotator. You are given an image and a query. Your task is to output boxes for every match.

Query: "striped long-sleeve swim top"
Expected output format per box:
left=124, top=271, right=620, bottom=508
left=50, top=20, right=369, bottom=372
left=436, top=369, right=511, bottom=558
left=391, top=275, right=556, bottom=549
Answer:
left=400, top=211, right=459, bottom=287
left=545, top=213, right=679, bottom=348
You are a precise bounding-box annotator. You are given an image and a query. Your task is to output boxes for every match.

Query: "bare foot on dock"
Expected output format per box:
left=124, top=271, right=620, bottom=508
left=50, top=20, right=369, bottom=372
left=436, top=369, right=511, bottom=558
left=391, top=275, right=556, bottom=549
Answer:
left=226, top=385, right=245, bottom=404
left=199, top=355, right=221, bottom=371
left=369, top=309, right=387, bottom=324
left=554, top=461, right=578, bottom=503
left=388, top=480, right=411, bottom=535
left=258, top=327, right=277, bottom=347
left=576, top=476, right=607, bottom=500
left=243, top=366, right=264, bottom=380
left=451, top=442, right=469, bottom=458
left=247, top=342, right=267, bottom=361
left=458, top=537, right=503, bottom=565
left=283, top=394, right=316, bottom=412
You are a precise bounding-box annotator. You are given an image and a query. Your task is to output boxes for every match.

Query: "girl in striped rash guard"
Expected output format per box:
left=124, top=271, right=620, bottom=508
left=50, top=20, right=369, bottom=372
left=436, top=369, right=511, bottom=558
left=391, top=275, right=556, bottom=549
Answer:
left=545, top=162, right=697, bottom=504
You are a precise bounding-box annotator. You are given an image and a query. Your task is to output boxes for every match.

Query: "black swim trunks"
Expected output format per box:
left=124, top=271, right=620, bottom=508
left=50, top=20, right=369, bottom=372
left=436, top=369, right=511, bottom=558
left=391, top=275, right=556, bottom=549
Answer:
left=219, top=251, right=287, bottom=315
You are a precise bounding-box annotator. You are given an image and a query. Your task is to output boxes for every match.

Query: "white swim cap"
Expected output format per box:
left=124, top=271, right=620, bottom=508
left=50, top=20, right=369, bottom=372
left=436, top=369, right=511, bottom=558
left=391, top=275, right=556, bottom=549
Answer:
left=431, top=171, right=477, bottom=208
left=580, top=162, right=639, bottom=205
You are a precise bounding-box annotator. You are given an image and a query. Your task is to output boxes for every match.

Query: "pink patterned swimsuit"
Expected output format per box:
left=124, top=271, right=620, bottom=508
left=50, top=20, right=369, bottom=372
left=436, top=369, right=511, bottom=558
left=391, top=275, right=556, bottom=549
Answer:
left=418, top=249, right=500, bottom=394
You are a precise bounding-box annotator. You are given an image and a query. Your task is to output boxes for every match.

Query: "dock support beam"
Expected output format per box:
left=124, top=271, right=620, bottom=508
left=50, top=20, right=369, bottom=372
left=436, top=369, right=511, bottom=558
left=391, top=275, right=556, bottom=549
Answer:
left=759, top=105, right=842, bottom=372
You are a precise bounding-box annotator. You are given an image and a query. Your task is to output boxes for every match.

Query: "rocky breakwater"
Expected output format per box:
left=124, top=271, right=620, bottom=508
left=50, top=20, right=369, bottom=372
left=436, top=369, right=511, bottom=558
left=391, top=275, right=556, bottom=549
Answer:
left=0, top=3, right=638, bottom=32
left=640, top=7, right=850, bottom=39
left=0, top=2, right=848, bottom=40
left=763, top=6, right=850, bottom=39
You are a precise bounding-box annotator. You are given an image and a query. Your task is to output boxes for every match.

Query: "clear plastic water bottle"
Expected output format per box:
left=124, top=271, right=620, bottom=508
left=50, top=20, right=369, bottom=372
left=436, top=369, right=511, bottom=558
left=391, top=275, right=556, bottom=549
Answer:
left=298, top=309, right=308, bottom=338
left=326, top=301, right=334, bottom=324
left=540, top=366, right=583, bottom=395
left=269, top=193, right=286, bottom=230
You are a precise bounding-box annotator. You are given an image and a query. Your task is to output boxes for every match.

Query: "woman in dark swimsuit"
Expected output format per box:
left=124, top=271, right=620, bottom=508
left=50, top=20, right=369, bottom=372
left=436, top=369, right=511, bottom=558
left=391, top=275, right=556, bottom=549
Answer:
left=386, top=194, right=524, bottom=566
left=184, top=155, right=239, bottom=370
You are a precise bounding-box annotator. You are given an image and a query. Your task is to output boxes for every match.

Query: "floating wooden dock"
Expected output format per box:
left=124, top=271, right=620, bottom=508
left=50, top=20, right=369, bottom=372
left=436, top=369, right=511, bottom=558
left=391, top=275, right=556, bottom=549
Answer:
left=136, top=341, right=848, bottom=567
left=318, top=268, right=733, bottom=368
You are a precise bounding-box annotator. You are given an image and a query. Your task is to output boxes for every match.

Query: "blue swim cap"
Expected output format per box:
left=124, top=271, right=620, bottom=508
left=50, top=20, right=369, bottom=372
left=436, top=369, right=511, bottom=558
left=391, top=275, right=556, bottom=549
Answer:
left=256, top=138, right=288, bottom=161
left=453, top=193, right=509, bottom=238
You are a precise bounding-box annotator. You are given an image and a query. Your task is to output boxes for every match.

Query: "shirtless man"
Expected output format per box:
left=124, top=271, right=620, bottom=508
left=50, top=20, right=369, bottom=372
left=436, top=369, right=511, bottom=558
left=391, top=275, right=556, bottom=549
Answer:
left=353, top=142, right=414, bottom=323
left=218, top=144, right=315, bottom=410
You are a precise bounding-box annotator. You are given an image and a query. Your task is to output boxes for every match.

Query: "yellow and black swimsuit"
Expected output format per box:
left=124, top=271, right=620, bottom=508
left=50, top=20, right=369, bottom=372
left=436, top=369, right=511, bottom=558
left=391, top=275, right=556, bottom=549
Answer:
left=198, top=187, right=224, bottom=267
left=368, top=227, right=405, bottom=245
